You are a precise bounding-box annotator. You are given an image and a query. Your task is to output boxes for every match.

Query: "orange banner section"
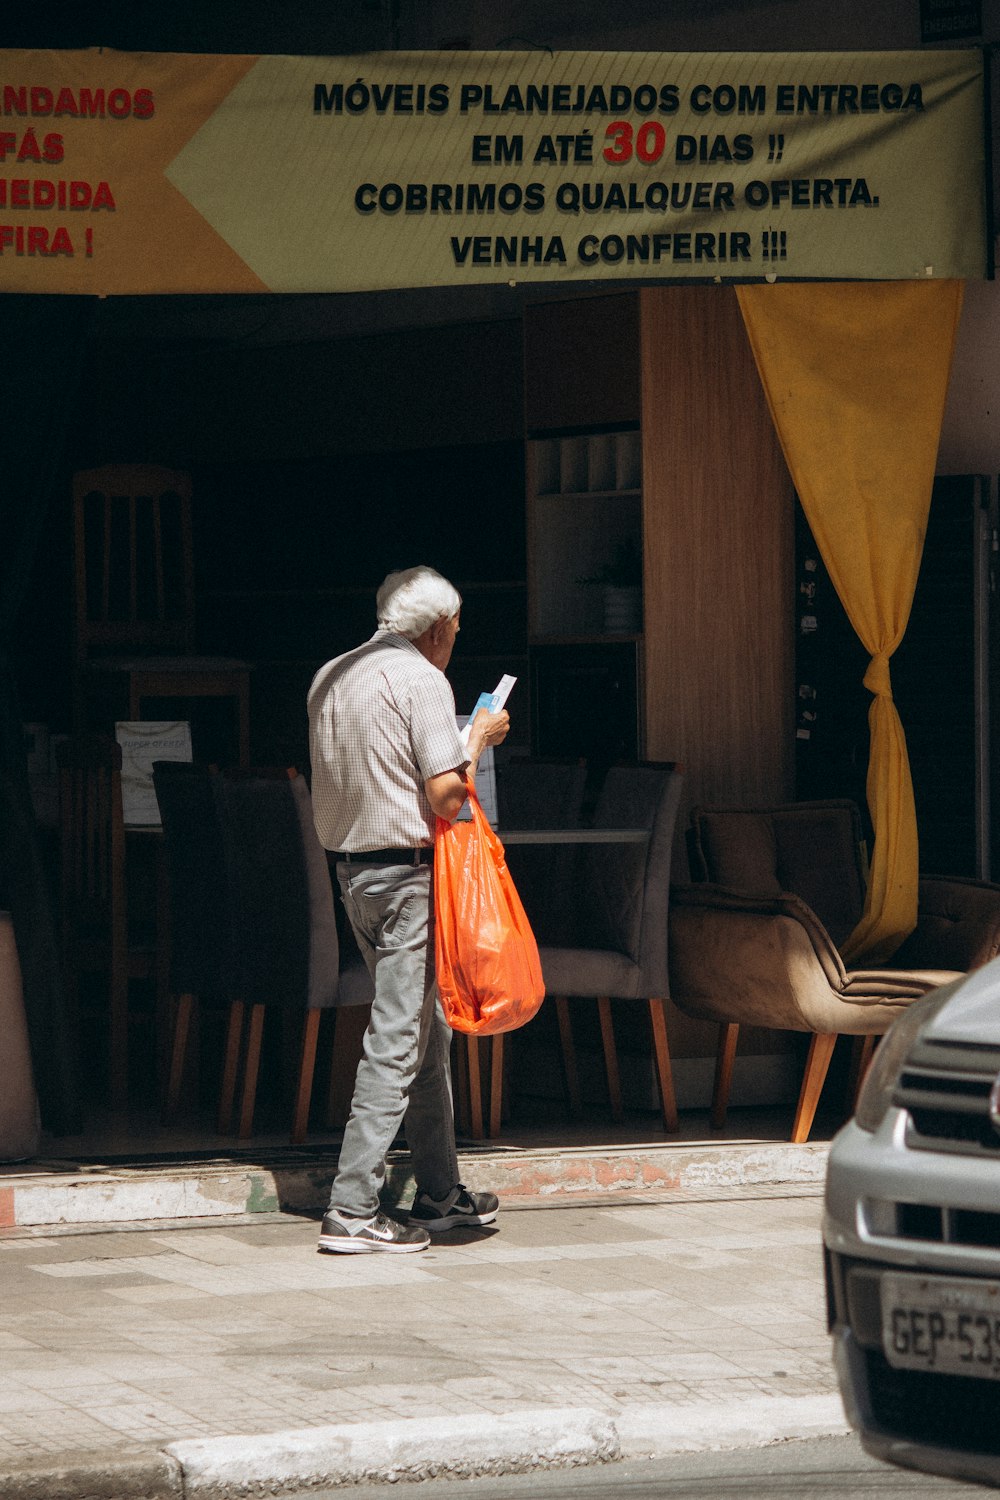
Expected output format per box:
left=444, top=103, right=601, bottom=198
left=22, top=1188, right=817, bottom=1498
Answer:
left=0, top=50, right=266, bottom=293
left=0, top=47, right=988, bottom=294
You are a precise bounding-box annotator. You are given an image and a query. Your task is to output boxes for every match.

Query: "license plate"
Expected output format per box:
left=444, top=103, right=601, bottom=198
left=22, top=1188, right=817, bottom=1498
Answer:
left=881, top=1270, right=1000, bottom=1378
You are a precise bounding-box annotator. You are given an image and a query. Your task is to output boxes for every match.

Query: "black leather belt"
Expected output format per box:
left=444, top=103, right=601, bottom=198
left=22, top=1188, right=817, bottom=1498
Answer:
left=336, top=847, right=433, bottom=865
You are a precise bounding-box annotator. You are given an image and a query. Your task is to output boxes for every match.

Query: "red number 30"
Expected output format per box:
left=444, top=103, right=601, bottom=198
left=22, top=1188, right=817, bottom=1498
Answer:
left=603, top=120, right=666, bottom=165
left=603, top=120, right=632, bottom=163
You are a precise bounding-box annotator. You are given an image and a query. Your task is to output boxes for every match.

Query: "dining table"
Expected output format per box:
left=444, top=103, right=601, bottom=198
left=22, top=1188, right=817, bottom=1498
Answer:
left=495, top=827, right=650, bottom=844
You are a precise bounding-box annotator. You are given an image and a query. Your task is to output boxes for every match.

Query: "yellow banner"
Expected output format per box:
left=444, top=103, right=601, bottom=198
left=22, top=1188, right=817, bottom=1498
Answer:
left=0, top=47, right=988, bottom=294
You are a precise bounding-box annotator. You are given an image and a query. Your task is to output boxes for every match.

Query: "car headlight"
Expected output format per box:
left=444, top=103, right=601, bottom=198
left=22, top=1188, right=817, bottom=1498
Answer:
left=853, top=986, right=955, bottom=1133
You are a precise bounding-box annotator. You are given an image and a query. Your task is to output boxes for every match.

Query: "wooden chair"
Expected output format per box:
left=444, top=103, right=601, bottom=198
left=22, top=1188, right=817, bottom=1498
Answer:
left=56, top=733, right=167, bottom=1109
left=72, top=465, right=251, bottom=762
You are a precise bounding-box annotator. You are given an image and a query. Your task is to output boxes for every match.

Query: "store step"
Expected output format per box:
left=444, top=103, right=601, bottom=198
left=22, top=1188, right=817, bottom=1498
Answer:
left=0, top=1135, right=829, bottom=1232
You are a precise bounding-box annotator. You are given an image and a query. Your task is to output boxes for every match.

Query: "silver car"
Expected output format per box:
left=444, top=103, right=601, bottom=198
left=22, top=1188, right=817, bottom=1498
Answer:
left=824, top=957, right=1000, bottom=1487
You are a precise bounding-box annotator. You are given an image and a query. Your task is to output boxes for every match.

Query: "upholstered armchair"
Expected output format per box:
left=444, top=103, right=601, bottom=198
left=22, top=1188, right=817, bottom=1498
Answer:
left=668, top=800, right=1000, bottom=1142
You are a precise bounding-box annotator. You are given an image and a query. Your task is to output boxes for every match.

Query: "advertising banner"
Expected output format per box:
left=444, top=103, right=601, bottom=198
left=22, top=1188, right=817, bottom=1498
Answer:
left=0, top=46, right=988, bottom=294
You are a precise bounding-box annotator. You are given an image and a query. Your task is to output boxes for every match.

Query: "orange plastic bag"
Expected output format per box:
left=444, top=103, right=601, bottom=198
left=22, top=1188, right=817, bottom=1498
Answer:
left=434, top=783, right=545, bottom=1035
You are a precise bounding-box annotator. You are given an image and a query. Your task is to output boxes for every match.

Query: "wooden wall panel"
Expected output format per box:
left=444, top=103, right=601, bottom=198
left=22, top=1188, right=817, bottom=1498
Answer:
left=639, top=286, right=795, bottom=869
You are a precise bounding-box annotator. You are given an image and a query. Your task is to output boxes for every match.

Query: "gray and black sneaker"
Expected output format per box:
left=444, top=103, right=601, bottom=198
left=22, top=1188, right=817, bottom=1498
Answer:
left=409, top=1183, right=499, bottom=1233
left=318, top=1208, right=430, bottom=1254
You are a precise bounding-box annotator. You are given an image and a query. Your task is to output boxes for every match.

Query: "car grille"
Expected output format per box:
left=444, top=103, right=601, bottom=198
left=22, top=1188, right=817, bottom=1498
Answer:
left=893, top=1038, right=1000, bottom=1157
left=889, top=1202, right=1000, bottom=1249
left=865, top=1348, right=1000, bottom=1453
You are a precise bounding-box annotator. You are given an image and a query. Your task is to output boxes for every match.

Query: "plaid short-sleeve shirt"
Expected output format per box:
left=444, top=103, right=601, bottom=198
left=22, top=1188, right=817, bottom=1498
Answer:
left=307, top=630, right=468, bottom=852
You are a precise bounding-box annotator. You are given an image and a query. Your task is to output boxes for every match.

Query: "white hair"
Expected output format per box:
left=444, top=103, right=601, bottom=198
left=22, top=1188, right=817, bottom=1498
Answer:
left=376, top=566, right=462, bottom=639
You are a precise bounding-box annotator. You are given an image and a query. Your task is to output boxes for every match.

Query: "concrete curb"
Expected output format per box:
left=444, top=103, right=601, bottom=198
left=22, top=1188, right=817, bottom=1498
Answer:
left=168, top=1407, right=620, bottom=1497
left=0, top=1395, right=851, bottom=1500
left=615, top=1392, right=851, bottom=1459
left=0, top=1447, right=182, bottom=1500
left=1, top=1141, right=830, bottom=1231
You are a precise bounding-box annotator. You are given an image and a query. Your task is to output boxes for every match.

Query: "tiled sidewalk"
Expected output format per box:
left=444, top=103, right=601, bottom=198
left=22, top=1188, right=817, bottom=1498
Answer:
left=0, top=1188, right=846, bottom=1493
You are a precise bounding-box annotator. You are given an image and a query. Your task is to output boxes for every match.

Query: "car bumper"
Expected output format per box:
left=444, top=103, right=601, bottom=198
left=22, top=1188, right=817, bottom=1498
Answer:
left=824, top=1114, right=1000, bottom=1487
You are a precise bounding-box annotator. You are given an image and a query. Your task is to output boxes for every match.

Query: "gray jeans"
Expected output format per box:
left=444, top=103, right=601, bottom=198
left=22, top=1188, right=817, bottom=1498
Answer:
left=328, top=860, right=458, bottom=1218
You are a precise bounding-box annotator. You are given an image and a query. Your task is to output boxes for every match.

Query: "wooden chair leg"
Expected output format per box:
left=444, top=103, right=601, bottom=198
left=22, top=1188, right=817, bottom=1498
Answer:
left=326, top=1003, right=370, bottom=1129
left=164, top=992, right=194, bottom=1122
left=648, top=997, right=679, bottom=1133
left=501, top=1031, right=512, bottom=1125
left=291, top=1008, right=321, bottom=1145
left=846, top=1034, right=878, bottom=1114
left=451, top=1029, right=470, bottom=1135
left=237, top=683, right=251, bottom=767
left=218, top=1000, right=245, bottom=1134
left=238, top=1003, right=267, bottom=1139
left=108, top=966, right=130, bottom=1111
left=465, top=1036, right=484, bottom=1140
left=488, top=1034, right=504, bottom=1138
left=71, top=675, right=86, bottom=738
left=555, top=997, right=583, bottom=1117
left=153, top=844, right=172, bottom=1100
left=711, top=1023, right=740, bottom=1130
left=791, top=1032, right=839, bottom=1143
left=596, top=997, right=624, bottom=1123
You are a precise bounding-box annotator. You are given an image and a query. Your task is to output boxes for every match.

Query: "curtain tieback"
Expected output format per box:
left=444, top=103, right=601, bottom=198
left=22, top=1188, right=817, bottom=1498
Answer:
left=863, top=653, right=892, bottom=698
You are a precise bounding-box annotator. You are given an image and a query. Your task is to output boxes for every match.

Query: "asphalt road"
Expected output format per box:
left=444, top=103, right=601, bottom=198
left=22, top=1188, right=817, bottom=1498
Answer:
left=294, top=1435, right=991, bottom=1500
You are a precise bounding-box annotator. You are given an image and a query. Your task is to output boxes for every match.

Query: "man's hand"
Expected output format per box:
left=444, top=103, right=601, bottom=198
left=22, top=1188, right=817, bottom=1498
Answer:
left=467, top=707, right=510, bottom=757
left=424, top=708, right=511, bottom=823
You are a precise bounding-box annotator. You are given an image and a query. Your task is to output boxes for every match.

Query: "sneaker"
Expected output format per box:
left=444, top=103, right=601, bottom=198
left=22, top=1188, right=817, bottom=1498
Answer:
left=318, top=1208, right=430, bottom=1254
left=409, top=1183, right=499, bottom=1233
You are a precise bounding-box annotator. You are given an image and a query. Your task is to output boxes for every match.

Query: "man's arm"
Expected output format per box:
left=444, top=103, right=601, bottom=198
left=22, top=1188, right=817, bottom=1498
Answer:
left=425, top=708, right=509, bottom=822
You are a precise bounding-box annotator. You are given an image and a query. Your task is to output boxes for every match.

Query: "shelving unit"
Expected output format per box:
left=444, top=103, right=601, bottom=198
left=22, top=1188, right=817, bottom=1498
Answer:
left=531, top=428, right=642, bottom=497
left=527, top=428, right=643, bottom=640
left=522, top=286, right=796, bottom=827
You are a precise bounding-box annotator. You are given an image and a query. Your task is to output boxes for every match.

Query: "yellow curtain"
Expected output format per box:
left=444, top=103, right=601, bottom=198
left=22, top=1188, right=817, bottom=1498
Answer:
left=736, top=280, right=964, bottom=965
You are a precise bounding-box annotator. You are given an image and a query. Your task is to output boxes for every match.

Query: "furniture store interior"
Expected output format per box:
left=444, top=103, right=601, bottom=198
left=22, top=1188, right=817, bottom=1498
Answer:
left=4, top=0, right=1000, bottom=1175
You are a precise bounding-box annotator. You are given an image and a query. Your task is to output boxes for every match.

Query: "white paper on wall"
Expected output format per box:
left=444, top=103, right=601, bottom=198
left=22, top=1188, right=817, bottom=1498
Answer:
left=115, top=721, right=193, bottom=826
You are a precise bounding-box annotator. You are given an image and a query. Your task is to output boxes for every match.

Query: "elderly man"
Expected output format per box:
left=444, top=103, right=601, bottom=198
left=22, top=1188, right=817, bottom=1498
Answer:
left=308, top=566, right=510, bottom=1253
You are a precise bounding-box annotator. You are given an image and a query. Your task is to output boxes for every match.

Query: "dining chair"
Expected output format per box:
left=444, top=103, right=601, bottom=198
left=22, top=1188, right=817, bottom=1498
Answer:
left=151, top=760, right=243, bottom=1132
left=668, top=798, right=1000, bottom=1141
left=496, top=753, right=588, bottom=947
left=214, top=767, right=373, bottom=1143
left=460, top=756, right=589, bottom=1138
left=72, top=465, right=252, bottom=762
left=57, top=732, right=167, bottom=1109
left=322, top=912, right=376, bottom=1131
left=496, top=755, right=589, bottom=832
left=515, top=760, right=685, bottom=1132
